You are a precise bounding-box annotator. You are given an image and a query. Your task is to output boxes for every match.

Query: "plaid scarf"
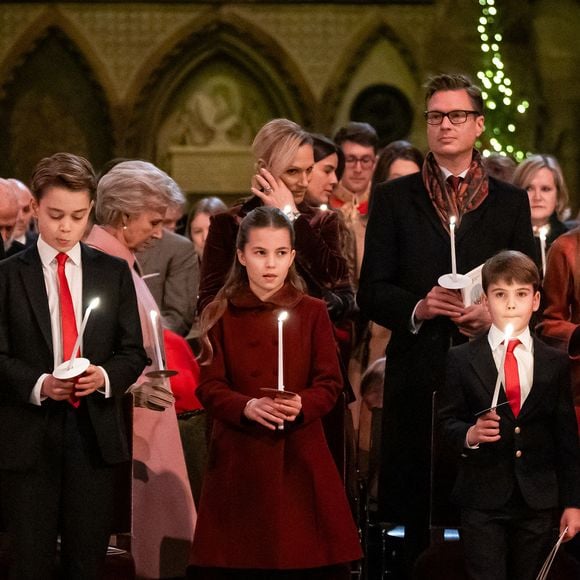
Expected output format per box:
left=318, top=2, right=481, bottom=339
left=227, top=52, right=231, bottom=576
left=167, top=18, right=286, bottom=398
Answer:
left=422, top=149, right=489, bottom=232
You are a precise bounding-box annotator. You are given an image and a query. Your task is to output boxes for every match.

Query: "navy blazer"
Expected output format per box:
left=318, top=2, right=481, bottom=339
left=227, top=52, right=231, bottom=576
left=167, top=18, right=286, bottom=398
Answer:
left=439, top=334, right=580, bottom=511
left=0, top=242, right=147, bottom=469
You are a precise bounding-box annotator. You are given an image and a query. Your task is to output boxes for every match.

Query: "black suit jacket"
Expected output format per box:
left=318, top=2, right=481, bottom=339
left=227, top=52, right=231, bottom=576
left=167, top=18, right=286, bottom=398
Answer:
left=0, top=242, right=147, bottom=469
left=357, top=172, right=536, bottom=522
left=439, top=335, right=580, bottom=511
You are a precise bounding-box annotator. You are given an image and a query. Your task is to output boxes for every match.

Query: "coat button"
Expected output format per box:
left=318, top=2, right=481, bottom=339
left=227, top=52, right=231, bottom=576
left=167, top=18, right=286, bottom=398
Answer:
left=515, top=450, right=522, bottom=458
left=514, top=426, right=521, bottom=434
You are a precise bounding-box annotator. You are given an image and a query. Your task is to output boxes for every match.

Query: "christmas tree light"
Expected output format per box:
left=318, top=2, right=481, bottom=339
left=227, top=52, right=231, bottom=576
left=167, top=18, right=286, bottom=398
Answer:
left=475, top=0, right=529, bottom=161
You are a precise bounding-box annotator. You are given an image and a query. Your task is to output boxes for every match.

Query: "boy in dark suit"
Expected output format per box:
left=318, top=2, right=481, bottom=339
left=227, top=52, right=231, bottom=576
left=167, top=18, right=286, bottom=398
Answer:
left=0, top=153, right=147, bottom=579
left=438, top=250, right=580, bottom=580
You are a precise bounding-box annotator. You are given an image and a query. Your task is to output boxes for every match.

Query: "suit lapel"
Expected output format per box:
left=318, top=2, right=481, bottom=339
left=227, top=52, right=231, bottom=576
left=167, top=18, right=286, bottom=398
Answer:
left=519, top=338, right=554, bottom=418
left=19, top=246, right=53, bottom=354
left=410, top=179, right=449, bottom=244
left=469, top=335, right=503, bottom=403
left=80, top=244, right=102, bottom=349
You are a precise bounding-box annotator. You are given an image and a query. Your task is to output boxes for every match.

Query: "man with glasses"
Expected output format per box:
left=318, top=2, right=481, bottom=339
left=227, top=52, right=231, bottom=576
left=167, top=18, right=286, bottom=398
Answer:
left=358, top=73, right=536, bottom=576
left=331, top=122, right=377, bottom=285
left=332, top=121, right=377, bottom=217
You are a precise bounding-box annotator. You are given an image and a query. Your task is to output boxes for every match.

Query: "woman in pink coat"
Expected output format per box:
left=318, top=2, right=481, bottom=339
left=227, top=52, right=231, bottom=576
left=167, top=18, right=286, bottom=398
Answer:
left=189, top=207, right=361, bottom=579
left=87, top=160, right=197, bottom=579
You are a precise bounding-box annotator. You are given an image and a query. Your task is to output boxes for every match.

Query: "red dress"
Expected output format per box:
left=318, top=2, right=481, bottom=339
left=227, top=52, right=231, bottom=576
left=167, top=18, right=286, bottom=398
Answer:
left=190, top=284, right=361, bottom=571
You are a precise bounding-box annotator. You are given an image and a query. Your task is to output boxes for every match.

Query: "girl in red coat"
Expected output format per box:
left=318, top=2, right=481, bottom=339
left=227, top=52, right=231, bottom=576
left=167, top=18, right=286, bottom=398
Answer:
left=189, top=206, right=361, bottom=579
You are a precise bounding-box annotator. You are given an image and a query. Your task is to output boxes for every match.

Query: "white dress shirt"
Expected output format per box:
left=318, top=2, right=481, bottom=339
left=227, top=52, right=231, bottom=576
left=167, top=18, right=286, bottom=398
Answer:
left=30, top=236, right=110, bottom=404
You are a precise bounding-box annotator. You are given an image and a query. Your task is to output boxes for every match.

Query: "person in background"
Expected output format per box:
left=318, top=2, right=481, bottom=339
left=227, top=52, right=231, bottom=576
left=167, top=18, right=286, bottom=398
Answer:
left=189, top=207, right=361, bottom=580
left=135, top=196, right=200, bottom=337
left=304, top=134, right=345, bottom=208
left=358, top=73, right=536, bottom=575
left=332, top=122, right=377, bottom=217
left=186, top=196, right=228, bottom=260
left=332, top=122, right=378, bottom=285
left=482, top=153, right=517, bottom=183
left=198, top=118, right=349, bottom=314
left=536, top=226, right=580, bottom=416
left=86, top=160, right=197, bottom=580
left=371, top=140, right=424, bottom=191
left=0, top=179, right=19, bottom=255
left=8, top=178, right=36, bottom=246
left=512, top=154, right=570, bottom=270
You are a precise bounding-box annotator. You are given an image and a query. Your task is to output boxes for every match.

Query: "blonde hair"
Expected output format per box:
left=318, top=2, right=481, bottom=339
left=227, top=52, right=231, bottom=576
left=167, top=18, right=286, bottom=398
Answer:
left=512, top=154, right=569, bottom=218
left=252, top=118, right=312, bottom=178
left=95, top=160, right=184, bottom=226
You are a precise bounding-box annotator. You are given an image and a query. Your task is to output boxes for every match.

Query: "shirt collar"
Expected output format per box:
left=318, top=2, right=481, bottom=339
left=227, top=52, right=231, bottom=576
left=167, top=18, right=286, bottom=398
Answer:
left=37, top=235, right=82, bottom=268
left=488, top=324, right=533, bottom=352
left=440, top=166, right=469, bottom=180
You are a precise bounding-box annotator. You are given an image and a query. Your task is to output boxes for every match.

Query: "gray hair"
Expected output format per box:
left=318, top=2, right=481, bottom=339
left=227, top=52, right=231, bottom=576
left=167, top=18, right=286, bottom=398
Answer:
left=95, top=160, right=184, bottom=226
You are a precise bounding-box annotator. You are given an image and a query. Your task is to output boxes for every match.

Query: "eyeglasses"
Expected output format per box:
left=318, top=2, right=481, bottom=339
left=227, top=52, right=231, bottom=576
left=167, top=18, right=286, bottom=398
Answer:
left=345, top=156, right=375, bottom=168
left=424, top=110, right=481, bottom=125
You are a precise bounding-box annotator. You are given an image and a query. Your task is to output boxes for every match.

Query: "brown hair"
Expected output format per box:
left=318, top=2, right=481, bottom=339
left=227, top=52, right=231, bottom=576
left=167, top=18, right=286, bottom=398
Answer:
left=31, top=152, right=96, bottom=201
left=333, top=122, right=378, bottom=151
left=198, top=206, right=304, bottom=364
left=482, top=250, right=540, bottom=293
left=372, top=140, right=424, bottom=189
left=424, top=73, right=484, bottom=114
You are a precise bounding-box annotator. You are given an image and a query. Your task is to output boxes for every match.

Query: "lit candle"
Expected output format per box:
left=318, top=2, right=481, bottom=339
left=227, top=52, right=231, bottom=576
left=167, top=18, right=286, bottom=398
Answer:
left=150, top=310, right=164, bottom=371
left=67, top=297, right=100, bottom=369
left=320, top=204, right=328, bottom=212
left=277, top=311, right=288, bottom=391
left=539, top=226, right=548, bottom=277
left=491, top=323, right=514, bottom=410
left=449, top=216, right=458, bottom=281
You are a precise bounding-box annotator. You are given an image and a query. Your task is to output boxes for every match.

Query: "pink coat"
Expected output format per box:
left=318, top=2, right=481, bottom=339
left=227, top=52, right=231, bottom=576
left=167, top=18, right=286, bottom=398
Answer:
left=191, top=284, right=361, bottom=569
left=86, top=226, right=196, bottom=579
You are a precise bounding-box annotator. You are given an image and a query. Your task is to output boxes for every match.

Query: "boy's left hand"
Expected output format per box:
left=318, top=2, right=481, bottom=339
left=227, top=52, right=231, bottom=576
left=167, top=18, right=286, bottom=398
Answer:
left=452, top=303, right=491, bottom=338
left=560, top=508, right=580, bottom=542
left=74, top=365, right=105, bottom=397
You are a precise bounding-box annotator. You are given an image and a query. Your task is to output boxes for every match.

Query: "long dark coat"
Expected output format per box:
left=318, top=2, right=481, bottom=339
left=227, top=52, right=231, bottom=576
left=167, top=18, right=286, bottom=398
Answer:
left=191, top=284, right=361, bottom=569
left=357, top=173, right=536, bottom=527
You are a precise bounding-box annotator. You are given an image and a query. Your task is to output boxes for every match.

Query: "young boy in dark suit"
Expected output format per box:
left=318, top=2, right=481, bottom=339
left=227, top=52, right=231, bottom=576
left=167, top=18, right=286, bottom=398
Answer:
left=0, top=153, right=147, bottom=579
left=438, top=250, right=580, bottom=580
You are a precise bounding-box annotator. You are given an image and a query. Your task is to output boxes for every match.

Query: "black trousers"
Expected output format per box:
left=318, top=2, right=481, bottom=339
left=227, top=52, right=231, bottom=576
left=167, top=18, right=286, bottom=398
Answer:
left=0, top=402, right=121, bottom=580
left=460, top=487, right=557, bottom=580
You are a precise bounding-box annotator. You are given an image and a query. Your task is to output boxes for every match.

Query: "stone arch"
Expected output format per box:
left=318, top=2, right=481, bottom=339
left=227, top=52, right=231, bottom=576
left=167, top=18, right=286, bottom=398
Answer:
left=0, top=7, right=116, bottom=107
left=0, top=24, right=114, bottom=179
left=318, top=17, right=421, bottom=135
left=125, top=12, right=317, bottom=162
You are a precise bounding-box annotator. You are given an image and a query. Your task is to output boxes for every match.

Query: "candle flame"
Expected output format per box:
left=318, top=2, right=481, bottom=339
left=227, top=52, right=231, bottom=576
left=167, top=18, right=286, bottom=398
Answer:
left=449, top=215, right=456, bottom=226
left=150, top=310, right=158, bottom=321
left=278, top=311, right=289, bottom=322
left=320, top=204, right=328, bottom=211
left=539, top=226, right=548, bottom=241
left=89, top=297, right=100, bottom=310
left=504, top=323, right=514, bottom=341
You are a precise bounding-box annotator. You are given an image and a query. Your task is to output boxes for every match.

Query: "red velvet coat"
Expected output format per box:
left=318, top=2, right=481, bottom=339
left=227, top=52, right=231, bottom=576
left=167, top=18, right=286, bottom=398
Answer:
left=537, top=227, right=580, bottom=427
left=191, top=284, right=361, bottom=569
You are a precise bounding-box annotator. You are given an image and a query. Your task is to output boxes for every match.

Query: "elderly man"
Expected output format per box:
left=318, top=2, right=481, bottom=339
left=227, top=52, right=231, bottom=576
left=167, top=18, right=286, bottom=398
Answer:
left=358, top=73, right=536, bottom=574
left=8, top=179, right=36, bottom=248
left=0, top=178, right=19, bottom=255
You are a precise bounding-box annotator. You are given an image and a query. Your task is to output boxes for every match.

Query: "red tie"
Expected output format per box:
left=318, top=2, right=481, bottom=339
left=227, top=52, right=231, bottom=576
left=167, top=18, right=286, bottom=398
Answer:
left=504, top=339, right=521, bottom=416
left=56, top=253, right=79, bottom=407
left=448, top=175, right=462, bottom=194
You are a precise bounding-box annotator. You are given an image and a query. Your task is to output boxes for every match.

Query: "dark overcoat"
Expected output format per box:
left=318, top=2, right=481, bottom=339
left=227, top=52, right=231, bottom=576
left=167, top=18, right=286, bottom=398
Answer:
left=357, top=173, right=536, bottom=525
